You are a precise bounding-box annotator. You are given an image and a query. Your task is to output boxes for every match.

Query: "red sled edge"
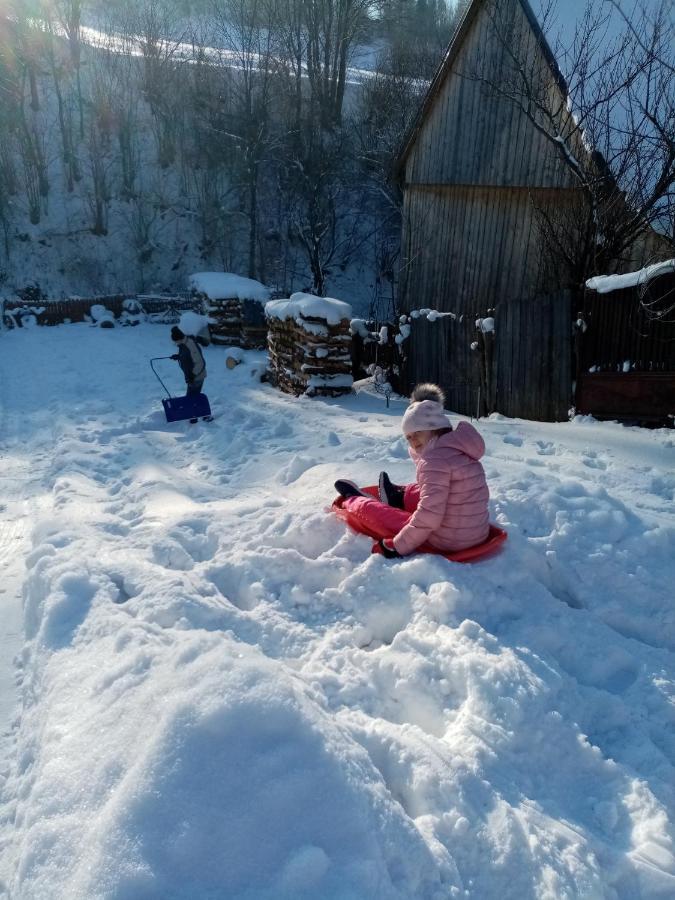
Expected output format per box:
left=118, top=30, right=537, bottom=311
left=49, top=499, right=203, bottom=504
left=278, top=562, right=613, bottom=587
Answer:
left=332, top=487, right=507, bottom=563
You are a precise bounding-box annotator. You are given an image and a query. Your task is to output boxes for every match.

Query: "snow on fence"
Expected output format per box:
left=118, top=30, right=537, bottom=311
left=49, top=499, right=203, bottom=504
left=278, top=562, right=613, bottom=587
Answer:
left=1, top=293, right=198, bottom=328
left=2, top=294, right=128, bottom=327
left=265, top=294, right=353, bottom=397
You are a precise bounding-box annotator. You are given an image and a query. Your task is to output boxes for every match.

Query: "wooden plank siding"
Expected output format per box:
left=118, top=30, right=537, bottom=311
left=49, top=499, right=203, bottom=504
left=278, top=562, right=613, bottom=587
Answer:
left=579, top=279, right=675, bottom=373
left=577, top=373, right=675, bottom=422
left=405, top=0, right=577, bottom=191
left=400, top=183, right=574, bottom=419
left=397, top=0, right=582, bottom=421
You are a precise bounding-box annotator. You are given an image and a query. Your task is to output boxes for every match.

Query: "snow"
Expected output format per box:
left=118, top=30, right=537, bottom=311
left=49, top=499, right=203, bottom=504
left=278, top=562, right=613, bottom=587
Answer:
left=178, top=311, right=213, bottom=337
left=350, top=319, right=374, bottom=340
left=1, top=323, right=675, bottom=899
left=306, top=373, right=354, bottom=390
left=189, top=273, right=271, bottom=303
left=395, top=324, right=411, bottom=344
left=586, top=260, right=675, bottom=294
left=265, top=293, right=352, bottom=326
left=89, top=305, right=115, bottom=326
left=410, top=308, right=456, bottom=322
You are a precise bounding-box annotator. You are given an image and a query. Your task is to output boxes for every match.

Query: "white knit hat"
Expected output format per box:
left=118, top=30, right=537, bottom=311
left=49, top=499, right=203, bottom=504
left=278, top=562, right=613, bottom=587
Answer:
left=401, top=383, right=451, bottom=434
left=401, top=399, right=451, bottom=434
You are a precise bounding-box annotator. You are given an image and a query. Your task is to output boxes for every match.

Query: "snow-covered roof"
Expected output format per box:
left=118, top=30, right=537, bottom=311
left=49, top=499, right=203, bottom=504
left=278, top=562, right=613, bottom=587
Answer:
left=265, top=292, right=352, bottom=325
left=585, top=259, right=675, bottom=294
left=188, top=272, right=271, bottom=302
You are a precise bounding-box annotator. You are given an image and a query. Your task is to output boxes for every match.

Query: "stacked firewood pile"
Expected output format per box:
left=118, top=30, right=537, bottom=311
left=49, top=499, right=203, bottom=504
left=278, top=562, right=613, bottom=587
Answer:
left=203, top=297, right=243, bottom=346
left=193, top=297, right=267, bottom=348
left=266, top=294, right=353, bottom=396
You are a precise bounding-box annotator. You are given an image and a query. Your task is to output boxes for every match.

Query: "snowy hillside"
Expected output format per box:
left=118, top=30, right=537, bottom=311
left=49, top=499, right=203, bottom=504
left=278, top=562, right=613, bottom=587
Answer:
left=0, top=14, right=398, bottom=312
left=0, top=322, right=674, bottom=898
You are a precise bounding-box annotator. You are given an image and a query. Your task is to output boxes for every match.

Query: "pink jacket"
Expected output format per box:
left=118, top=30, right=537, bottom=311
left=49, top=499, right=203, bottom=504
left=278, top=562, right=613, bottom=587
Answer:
left=392, top=422, right=490, bottom=555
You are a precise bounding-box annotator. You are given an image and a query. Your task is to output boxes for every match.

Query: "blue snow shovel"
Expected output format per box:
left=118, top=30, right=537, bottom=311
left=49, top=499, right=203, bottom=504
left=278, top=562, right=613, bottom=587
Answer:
left=150, top=357, right=212, bottom=423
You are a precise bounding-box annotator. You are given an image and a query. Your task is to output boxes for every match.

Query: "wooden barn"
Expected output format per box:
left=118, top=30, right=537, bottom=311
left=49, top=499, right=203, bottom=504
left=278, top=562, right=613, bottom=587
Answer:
left=394, top=0, right=663, bottom=421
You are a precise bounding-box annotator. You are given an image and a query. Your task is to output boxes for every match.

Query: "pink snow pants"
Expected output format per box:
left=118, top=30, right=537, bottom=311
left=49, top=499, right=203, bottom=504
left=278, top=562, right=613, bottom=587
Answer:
left=342, top=484, right=420, bottom=540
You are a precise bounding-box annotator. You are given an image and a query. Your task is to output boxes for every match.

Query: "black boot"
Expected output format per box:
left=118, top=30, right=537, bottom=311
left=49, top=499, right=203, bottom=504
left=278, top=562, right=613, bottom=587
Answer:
left=378, top=472, right=405, bottom=509
left=334, top=479, right=370, bottom=499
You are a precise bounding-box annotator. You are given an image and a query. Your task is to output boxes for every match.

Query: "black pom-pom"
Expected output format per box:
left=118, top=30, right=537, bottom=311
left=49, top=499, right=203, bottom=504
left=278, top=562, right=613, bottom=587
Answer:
left=410, top=382, right=445, bottom=405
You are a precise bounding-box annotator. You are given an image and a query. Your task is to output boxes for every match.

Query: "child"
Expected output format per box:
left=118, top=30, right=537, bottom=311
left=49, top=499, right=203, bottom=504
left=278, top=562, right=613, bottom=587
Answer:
left=170, top=325, right=207, bottom=396
left=335, top=384, right=490, bottom=558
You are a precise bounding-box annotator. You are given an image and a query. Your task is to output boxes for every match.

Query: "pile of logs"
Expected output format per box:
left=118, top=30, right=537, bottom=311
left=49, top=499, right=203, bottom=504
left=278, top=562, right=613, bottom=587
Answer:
left=266, top=294, right=353, bottom=396
left=199, top=297, right=267, bottom=349
left=203, top=298, right=243, bottom=346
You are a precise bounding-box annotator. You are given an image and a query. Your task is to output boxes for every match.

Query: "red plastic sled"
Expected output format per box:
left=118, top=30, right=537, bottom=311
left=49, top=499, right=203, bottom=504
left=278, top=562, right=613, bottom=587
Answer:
left=332, top=486, right=507, bottom=563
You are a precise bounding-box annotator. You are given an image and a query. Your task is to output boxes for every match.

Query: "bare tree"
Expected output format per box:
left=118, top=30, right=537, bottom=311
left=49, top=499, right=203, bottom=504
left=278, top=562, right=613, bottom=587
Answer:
left=3, top=6, right=50, bottom=221
left=41, top=10, right=81, bottom=192
left=91, top=7, right=146, bottom=201
left=279, top=121, right=369, bottom=295
left=303, top=0, right=377, bottom=127
left=354, top=45, right=425, bottom=168
left=207, top=0, right=278, bottom=279
left=85, top=58, right=120, bottom=234
left=269, top=0, right=307, bottom=140
left=471, top=0, right=674, bottom=290
left=125, top=0, right=190, bottom=168
left=53, top=0, right=86, bottom=138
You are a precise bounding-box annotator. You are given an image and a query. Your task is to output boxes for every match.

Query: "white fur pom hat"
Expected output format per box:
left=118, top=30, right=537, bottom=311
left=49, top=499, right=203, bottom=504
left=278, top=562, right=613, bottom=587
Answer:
left=401, top=383, right=452, bottom=434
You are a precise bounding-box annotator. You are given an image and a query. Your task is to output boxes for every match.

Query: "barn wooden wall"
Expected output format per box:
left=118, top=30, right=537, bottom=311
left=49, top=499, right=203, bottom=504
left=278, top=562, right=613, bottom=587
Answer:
left=405, top=0, right=578, bottom=190
left=400, top=184, right=573, bottom=420
left=398, top=0, right=580, bottom=421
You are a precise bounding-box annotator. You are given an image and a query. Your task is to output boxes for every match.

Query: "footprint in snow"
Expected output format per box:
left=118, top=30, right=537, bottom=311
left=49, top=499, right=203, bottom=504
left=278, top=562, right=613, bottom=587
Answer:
left=276, top=454, right=318, bottom=485
left=583, top=454, right=607, bottom=470
left=152, top=539, right=195, bottom=571
left=503, top=435, right=523, bottom=447
left=272, top=420, right=293, bottom=438
left=108, top=572, right=139, bottom=604
left=536, top=440, right=555, bottom=455
left=650, top=475, right=675, bottom=501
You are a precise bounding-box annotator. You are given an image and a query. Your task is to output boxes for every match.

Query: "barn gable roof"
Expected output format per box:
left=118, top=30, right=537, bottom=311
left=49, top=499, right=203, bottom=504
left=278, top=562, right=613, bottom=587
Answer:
left=394, top=0, right=571, bottom=180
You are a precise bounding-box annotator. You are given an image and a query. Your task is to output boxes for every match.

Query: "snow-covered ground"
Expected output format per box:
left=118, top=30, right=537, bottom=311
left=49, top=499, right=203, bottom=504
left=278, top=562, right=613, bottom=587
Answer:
left=0, top=322, right=674, bottom=899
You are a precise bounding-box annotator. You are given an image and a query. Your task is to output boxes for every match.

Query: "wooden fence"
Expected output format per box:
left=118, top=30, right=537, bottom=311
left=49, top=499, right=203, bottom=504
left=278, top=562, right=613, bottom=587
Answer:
left=576, top=275, right=675, bottom=423
left=2, top=293, right=199, bottom=327
left=350, top=322, right=406, bottom=392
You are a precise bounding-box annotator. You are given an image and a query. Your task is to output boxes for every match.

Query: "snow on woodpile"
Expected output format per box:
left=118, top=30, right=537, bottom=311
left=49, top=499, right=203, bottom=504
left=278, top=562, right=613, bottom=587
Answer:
left=265, top=293, right=353, bottom=397
left=188, top=273, right=271, bottom=348
left=188, top=273, right=271, bottom=302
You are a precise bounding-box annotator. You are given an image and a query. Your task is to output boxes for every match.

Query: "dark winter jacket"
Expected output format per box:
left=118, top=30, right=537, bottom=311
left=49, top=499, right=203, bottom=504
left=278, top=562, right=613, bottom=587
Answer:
left=176, top=336, right=206, bottom=385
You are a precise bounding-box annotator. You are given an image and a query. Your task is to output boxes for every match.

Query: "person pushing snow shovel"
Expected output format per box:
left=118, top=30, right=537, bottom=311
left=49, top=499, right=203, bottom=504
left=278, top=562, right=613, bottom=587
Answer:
left=170, top=326, right=212, bottom=422
left=335, top=383, right=490, bottom=558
